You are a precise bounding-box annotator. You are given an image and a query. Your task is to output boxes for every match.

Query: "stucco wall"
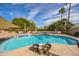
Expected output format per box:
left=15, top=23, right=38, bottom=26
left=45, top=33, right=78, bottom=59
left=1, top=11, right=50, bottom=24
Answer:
left=69, top=27, right=79, bottom=35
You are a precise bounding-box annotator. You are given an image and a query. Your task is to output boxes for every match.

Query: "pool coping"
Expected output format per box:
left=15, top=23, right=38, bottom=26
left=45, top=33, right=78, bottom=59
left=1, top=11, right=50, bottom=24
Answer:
left=49, top=34, right=79, bottom=41
left=29, top=33, right=79, bottom=41
left=0, top=33, right=79, bottom=41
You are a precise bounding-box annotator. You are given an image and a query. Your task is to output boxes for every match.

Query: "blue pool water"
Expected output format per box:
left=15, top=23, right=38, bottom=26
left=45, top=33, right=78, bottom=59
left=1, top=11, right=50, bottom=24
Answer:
left=0, top=35, right=79, bottom=53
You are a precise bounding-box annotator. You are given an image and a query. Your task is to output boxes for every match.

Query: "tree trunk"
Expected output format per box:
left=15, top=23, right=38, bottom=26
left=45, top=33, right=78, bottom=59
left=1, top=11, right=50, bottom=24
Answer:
left=66, top=3, right=71, bottom=33
left=68, top=3, right=71, bottom=21
left=61, top=14, right=63, bottom=20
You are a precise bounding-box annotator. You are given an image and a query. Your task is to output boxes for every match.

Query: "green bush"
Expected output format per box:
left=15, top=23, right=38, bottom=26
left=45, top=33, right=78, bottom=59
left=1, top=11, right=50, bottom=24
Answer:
left=74, top=32, right=79, bottom=36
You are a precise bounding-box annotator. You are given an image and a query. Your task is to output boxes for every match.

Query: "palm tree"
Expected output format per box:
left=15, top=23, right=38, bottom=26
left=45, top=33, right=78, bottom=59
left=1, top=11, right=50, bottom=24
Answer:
left=64, top=3, right=72, bottom=32
left=59, top=7, right=65, bottom=20
left=64, top=3, right=71, bottom=21
left=68, top=3, right=71, bottom=21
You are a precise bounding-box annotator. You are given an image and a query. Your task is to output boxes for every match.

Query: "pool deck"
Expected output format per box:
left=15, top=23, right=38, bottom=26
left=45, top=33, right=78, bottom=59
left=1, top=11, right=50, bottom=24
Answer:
left=0, top=44, right=79, bottom=56
left=0, top=32, right=17, bottom=40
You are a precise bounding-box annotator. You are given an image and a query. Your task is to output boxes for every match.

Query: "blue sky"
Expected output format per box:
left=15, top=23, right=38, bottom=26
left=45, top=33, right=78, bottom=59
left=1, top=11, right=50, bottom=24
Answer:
left=0, top=3, right=79, bottom=27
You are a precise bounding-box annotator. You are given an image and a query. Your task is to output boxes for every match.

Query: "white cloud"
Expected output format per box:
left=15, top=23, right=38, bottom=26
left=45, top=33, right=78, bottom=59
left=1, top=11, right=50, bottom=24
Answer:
left=42, top=9, right=59, bottom=19
left=27, top=5, right=42, bottom=20
left=63, top=12, right=79, bottom=21
left=9, top=12, right=14, bottom=16
left=44, top=12, right=79, bottom=26
left=27, top=8, right=40, bottom=20
left=43, top=3, right=79, bottom=26
left=38, top=7, right=61, bottom=20
left=64, top=3, right=78, bottom=9
left=44, top=17, right=60, bottom=26
left=40, top=3, right=78, bottom=20
left=24, top=4, right=31, bottom=8
left=69, top=13, right=79, bottom=24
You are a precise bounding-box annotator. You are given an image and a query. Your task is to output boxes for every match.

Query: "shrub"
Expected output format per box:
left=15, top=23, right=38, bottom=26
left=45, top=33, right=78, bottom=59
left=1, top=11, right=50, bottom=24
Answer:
left=74, top=32, right=79, bottom=36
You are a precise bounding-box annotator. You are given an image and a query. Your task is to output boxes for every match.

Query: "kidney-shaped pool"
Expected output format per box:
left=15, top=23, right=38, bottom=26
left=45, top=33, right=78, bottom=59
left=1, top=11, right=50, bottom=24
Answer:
left=0, top=35, right=79, bottom=53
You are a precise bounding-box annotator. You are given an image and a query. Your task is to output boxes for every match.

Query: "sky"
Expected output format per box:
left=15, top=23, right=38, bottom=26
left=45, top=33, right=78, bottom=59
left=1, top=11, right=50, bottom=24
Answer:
left=0, top=3, right=79, bottom=27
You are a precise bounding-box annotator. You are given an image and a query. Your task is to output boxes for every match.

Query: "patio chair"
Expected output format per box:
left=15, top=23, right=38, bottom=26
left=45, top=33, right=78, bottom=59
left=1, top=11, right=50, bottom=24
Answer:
left=77, top=42, right=79, bottom=48
left=29, top=44, right=39, bottom=53
left=42, top=44, right=51, bottom=55
left=38, top=45, right=44, bottom=55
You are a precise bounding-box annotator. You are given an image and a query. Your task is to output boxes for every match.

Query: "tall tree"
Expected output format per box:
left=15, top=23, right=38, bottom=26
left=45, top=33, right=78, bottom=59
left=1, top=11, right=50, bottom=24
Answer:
left=12, top=18, right=36, bottom=32
left=47, top=18, right=74, bottom=32
left=59, top=7, right=65, bottom=20
left=68, top=3, right=71, bottom=21
left=64, top=3, right=71, bottom=21
left=64, top=3, right=72, bottom=31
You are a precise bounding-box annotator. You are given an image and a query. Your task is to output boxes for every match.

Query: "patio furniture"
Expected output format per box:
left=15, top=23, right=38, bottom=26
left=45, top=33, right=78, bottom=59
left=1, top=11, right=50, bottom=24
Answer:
left=29, top=44, right=39, bottom=53
left=42, top=44, right=51, bottom=55
left=77, top=42, right=79, bottom=48
left=29, top=44, right=51, bottom=55
left=37, top=46, right=43, bottom=54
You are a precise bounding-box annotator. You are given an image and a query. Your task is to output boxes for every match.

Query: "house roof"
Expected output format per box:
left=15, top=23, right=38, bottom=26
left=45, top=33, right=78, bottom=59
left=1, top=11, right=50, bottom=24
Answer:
left=0, top=16, right=19, bottom=29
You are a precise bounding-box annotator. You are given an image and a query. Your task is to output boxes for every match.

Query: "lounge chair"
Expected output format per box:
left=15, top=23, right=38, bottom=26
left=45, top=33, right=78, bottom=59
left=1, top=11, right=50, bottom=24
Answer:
left=38, top=45, right=44, bottom=54
left=42, top=44, right=51, bottom=55
left=29, top=44, right=51, bottom=55
left=77, top=42, right=79, bottom=48
left=29, top=44, right=39, bottom=53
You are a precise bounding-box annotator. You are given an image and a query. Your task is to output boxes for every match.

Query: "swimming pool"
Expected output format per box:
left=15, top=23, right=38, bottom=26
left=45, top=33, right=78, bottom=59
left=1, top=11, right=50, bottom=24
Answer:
left=0, top=35, right=79, bottom=53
